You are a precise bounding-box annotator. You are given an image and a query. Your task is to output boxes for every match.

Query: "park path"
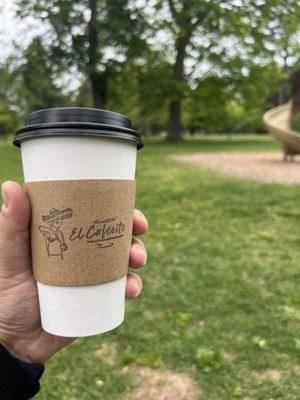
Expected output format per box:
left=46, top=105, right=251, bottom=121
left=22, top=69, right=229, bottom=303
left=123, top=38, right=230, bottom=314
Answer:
left=172, top=152, right=300, bottom=184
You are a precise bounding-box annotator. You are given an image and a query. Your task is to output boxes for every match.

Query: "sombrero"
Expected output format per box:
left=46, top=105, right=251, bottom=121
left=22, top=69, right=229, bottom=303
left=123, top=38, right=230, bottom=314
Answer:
left=42, top=208, right=73, bottom=223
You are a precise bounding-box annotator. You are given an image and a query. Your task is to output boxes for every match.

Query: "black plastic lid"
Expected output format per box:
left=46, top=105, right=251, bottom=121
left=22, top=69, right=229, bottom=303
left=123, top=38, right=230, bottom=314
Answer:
left=13, top=107, right=143, bottom=149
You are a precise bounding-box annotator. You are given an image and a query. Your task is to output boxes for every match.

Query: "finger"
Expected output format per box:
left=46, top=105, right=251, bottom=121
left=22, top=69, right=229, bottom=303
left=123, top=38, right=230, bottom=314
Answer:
left=0, top=181, right=31, bottom=277
left=133, top=209, right=148, bottom=236
left=130, top=237, right=147, bottom=269
left=1, top=181, right=30, bottom=231
left=125, top=272, right=142, bottom=299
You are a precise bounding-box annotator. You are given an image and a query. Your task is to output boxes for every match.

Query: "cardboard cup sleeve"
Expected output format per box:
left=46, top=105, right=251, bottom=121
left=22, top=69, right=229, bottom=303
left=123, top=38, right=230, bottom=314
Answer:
left=24, top=179, right=136, bottom=286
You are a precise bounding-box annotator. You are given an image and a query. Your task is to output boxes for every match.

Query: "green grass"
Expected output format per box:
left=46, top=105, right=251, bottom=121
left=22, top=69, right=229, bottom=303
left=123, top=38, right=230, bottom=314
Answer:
left=2, top=135, right=300, bottom=399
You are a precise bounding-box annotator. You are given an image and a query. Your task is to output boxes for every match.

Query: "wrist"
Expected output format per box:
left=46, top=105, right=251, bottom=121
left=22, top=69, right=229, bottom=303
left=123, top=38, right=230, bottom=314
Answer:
left=0, top=339, right=36, bottom=364
left=0, top=343, right=44, bottom=378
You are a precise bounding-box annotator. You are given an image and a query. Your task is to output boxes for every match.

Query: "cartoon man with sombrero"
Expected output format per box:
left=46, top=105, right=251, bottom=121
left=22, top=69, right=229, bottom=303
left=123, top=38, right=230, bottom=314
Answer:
left=39, top=208, right=73, bottom=259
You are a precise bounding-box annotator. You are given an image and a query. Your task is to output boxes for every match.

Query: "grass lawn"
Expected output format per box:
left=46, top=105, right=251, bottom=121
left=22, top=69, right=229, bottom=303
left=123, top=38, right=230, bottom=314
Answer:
left=1, top=135, right=300, bottom=399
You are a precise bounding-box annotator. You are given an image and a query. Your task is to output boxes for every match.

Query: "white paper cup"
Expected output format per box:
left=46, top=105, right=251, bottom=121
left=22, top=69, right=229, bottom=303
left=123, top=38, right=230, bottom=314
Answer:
left=14, top=108, right=142, bottom=337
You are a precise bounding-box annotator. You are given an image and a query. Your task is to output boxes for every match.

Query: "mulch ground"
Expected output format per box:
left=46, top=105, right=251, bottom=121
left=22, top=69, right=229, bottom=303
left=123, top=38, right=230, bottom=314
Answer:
left=172, top=152, right=300, bottom=185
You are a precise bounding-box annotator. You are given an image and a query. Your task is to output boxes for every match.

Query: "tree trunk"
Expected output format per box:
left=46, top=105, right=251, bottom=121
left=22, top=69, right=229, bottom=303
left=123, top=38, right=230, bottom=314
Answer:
left=87, top=0, right=107, bottom=109
left=278, top=80, right=287, bottom=105
left=291, top=69, right=300, bottom=114
left=278, top=53, right=289, bottom=105
left=90, top=72, right=107, bottom=109
left=167, top=100, right=183, bottom=143
left=166, top=33, right=190, bottom=143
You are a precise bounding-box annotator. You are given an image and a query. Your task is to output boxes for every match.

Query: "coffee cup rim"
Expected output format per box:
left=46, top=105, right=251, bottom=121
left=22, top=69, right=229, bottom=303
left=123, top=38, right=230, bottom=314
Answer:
left=14, top=125, right=143, bottom=149
left=13, top=108, right=143, bottom=149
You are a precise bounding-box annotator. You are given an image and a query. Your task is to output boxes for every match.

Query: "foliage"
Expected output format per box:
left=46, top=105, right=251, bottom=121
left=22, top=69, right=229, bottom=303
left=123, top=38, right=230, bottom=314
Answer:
left=0, top=101, right=18, bottom=137
left=195, top=348, right=222, bottom=372
left=245, top=0, right=300, bottom=104
left=17, top=38, right=69, bottom=114
left=0, top=64, right=23, bottom=135
left=234, top=64, right=282, bottom=114
left=153, top=0, right=254, bottom=141
left=255, top=0, right=300, bottom=63
left=184, top=76, right=233, bottom=133
left=0, top=1, right=300, bottom=135
left=107, top=52, right=172, bottom=134
left=16, top=0, right=148, bottom=107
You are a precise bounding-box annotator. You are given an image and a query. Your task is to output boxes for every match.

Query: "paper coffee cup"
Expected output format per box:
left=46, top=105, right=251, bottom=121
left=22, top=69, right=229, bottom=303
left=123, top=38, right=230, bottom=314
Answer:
left=13, top=107, right=143, bottom=337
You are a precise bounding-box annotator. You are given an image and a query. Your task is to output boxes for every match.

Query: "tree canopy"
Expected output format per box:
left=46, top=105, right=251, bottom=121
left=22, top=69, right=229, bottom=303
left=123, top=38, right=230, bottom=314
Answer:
left=0, top=0, right=299, bottom=138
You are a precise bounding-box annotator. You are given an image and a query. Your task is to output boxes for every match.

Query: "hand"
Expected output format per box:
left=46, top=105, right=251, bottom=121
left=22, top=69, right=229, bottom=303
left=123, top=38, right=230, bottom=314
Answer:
left=0, top=181, right=148, bottom=364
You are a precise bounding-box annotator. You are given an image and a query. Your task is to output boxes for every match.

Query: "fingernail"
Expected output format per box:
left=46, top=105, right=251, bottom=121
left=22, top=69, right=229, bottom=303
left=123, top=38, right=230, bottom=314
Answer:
left=1, top=185, right=8, bottom=211
left=138, top=248, right=147, bottom=266
left=135, top=209, right=146, bottom=220
left=132, top=280, right=142, bottom=298
left=133, top=244, right=147, bottom=266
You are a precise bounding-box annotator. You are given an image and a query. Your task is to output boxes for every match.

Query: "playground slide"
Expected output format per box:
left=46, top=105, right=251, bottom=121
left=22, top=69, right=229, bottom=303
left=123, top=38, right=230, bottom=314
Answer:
left=263, top=103, right=300, bottom=156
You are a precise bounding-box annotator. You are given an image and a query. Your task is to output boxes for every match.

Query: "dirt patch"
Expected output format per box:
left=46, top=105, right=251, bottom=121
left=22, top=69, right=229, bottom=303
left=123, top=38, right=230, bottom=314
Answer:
left=221, top=351, right=236, bottom=363
left=131, top=367, right=202, bottom=400
left=94, top=341, right=117, bottom=365
left=253, top=369, right=282, bottom=381
left=188, top=320, right=205, bottom=335
left=172, top=152, right=300, bottom=184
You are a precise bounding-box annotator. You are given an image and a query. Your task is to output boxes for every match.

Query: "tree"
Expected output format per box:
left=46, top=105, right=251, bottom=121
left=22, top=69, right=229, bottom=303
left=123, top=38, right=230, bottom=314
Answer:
left=0, top=64, right=23, bottom=136
left=17, top=0, right=147, bottom=109
left=247, top=1, right=300, bottom=130
left=184, top=76, right=232, bottom=134
left=244, top=0, right=300, bottom=105
left=152, top=1, right=251, bottom=143
left=267, top=1, right=300, bottom=104
left=234, top=63, right=281, bottom=114
left=18, top=38, right=68, bottom=113
left=132, top=51, right=172, bottom=134
left=0, top=101, right=17, bottom=138
left=292, top=69, right=300, bottom=113
left=0, top=40, right=67, bottom=133
left=291, top=68, right=300, bottom=131
left=74, top=50, right=171, bottom=134
left=150, top=0, right=300, bottom=142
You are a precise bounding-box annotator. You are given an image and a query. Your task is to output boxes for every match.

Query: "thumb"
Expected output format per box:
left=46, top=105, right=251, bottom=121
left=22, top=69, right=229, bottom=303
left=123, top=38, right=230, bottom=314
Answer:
left=0, top=181, right=31, bottom=278
left=1, top=181, right=30, bottom=230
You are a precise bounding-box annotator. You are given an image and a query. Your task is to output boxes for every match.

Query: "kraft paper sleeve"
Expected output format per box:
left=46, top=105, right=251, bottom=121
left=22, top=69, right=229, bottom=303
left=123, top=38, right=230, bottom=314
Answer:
left=24, top=179, right=136, bottom=286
